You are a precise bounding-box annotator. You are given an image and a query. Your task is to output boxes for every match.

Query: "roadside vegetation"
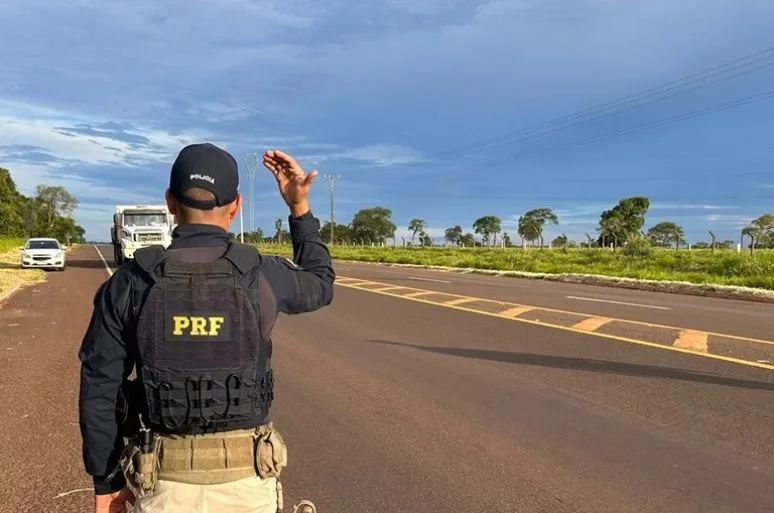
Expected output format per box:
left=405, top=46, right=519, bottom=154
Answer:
left=237, top=195, right=774, bottom=293
left=0, top=170, right=85, bottom=298
left=253, top=243, right=774, bottom=291
left=0, top=238, right=46, bottom=297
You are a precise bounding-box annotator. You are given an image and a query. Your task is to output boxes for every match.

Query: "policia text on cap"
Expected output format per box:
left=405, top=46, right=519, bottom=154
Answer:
left=77, top=145, right=335, bottom=513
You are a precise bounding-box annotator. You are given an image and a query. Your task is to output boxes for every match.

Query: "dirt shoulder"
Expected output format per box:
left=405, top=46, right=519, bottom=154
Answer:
left=0, top=245, right=109, bottom=512
left=0, top=245, right=81, bottom=305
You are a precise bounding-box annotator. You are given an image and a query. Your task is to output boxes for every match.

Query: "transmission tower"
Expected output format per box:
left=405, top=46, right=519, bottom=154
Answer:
left=243, top=152, right=260, bottom=233
left=322, top=174, right=341, bottom=244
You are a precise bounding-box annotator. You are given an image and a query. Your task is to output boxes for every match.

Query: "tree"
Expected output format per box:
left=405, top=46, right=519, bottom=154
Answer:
left=647, top=221, right=685, bottom=250
left=444, top=225, right=463, bottom=246
left=551, top=234, right=568, bottom=247
left=34, top=185, right=79, bottom=235
left=350, top=207, right=397, bottom=245
left=52, top=216, right=86, bottom=245
left=408, top=218, right=426, bottom=246
left=597, top=196, right=650, bottom=247
left=0, top=169, right=26, bottom=237
left=459, top=233, right=476, bottom=247
left=320, top=222, right=351, bottom=244
left=501, top=232, right=512, bottom=247
left=472, top=215, right=501, bottom=246
left=742, top=214, right=774, bottom=253
left=518, top=208, right=559, bottom=247
left=419, top=231, right=433, bottom=246
left=517, top=215, right=540, bottom=246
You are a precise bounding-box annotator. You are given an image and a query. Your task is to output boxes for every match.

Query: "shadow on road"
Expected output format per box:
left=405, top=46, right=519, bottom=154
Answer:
left=367, top=339, right=774, bottom=392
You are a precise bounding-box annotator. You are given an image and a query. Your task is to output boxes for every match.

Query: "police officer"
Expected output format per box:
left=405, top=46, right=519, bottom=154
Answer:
left=78, top=143, right=335, bottom=513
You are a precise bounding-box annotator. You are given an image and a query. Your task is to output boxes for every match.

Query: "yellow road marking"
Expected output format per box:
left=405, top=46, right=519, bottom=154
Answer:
left=336, top=276, right=774, bottom=347
left=445, top=297, right=478, bottom=306
left=370, top=285, right=406, bottom=292
left=673, top=330, right=709, bottom=353
left=334, top=277, right=774, bottom=371
left=499, top=306, right=534, bottom=317
left=572, top=316, right=613, bottom=332
left=404, top=291, right=437, bottom=298
left=337, top=278, right=371, bottom=286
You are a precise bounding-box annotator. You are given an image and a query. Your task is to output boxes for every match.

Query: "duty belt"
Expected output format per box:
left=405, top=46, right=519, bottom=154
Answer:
left=120, top=422, right=288, bottom=494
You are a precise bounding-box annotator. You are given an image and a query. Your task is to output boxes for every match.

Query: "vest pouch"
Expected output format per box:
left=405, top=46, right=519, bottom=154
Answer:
left=255, top=423, right=288, bottom=479
left=141, top=364, right=270, bottom=431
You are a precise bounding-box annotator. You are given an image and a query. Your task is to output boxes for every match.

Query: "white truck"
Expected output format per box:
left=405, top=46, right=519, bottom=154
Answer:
left=111, top=204, right=175, bottom=265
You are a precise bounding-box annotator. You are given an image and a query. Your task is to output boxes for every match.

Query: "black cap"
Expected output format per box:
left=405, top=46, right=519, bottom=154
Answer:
left=169, top=143, right=239, bottom=210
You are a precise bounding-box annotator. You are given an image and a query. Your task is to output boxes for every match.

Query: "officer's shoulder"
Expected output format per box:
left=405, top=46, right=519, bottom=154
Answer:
left=107, top=258, right=143, bottom=288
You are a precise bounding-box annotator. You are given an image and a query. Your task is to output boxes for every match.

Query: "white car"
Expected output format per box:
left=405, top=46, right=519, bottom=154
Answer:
left=20, top=238, right=66, bottom=271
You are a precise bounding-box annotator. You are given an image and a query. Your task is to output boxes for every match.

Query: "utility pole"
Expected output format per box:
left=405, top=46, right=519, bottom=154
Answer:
left=322, top=173, right=340, bottom=245
left=243, top=152, right=260, bottom=236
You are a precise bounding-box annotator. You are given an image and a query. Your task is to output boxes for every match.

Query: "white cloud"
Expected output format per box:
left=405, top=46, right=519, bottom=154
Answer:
left=650, top=203, right=736, bottom=210
left=334, top=144, right=425, bottom=168
left=0, top=101, right=216, bottom=168
left=703, top=214, right=756, bottom=228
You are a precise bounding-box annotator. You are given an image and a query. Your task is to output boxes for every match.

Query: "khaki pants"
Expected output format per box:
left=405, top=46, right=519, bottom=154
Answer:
left=134, top=475, right=278, bottom=513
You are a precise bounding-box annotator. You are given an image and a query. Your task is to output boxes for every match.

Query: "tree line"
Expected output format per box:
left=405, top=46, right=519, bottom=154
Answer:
left=0, top=168, right=86, bottom=244
left=298, top=197, right=773, bottom=251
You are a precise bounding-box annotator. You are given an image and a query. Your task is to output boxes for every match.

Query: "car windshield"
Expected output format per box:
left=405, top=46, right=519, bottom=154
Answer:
left=27, top=240, right=60, bottom=250
left=124, top=212, right=167, bottom=227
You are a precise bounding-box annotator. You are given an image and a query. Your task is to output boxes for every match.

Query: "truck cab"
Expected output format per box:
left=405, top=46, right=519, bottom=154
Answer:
left=111, top=204, right=174, bottom=265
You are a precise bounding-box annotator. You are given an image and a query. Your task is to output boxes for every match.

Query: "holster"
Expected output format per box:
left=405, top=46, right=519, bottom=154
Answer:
left=116, top=379, right=143, bottom=438
left=120, top=433, right=162, bottom=497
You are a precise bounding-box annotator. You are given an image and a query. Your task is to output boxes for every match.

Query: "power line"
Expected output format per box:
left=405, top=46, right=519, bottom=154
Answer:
left=322, top=173, right=341, bottom=244
left=337, top=44, right=774, bottom=179
left=468, top=87, right=774, bottom=171
left=414, top=44, right=774, bottom=164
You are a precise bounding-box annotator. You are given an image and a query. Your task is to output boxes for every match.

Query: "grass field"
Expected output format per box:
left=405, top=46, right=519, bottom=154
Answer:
left=0, top=238, right=46, bottom=298
left=255, top=243, right=774, bottom=291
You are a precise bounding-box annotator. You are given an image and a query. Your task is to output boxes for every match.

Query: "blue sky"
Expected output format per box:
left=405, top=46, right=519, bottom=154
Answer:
left=1, top=0, right=773, bottom=244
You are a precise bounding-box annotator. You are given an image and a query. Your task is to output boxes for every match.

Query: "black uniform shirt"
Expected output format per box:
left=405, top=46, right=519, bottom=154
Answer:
left=77, top=211, right=335, bottom=494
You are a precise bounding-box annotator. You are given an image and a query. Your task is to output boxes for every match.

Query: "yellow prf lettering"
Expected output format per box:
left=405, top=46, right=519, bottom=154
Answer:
left=173, top=316, right=190, bottom=335
left=190, top=317, right=207, bottom=335
left=208, top=317, right=224, bottom=336
left=172, top=316, right=226, bottom=336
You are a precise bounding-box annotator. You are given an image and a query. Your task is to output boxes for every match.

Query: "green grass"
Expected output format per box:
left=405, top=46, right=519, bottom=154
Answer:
left=254, top=243, right=774, bottom=291
left=0, top=238, right=46, bottom=297
left=0, top=238, right=26, bottom=253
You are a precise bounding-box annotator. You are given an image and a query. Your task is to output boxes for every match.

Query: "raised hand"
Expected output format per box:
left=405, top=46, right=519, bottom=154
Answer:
left=262, top=150, right=317, bottom=215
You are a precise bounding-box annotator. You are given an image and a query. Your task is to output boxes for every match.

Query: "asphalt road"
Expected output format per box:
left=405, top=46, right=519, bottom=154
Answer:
left=0, top=245, right=773, bottom=513
left=334, top=260, right=774, bottom=341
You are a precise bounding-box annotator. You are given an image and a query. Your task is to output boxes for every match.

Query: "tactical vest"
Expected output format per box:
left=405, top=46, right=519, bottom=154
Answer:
left=132, top=243, right=273, bottom=433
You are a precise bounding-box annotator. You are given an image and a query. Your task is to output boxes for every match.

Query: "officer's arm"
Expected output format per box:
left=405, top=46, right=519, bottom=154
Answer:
left=262, top=210, right=335, bottom=314
left=77, top=267, right=135, bottom=495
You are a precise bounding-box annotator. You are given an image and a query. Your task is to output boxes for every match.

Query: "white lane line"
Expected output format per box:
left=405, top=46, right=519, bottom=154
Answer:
left=408, top=276, right=452, bottom=284
left=93, top=245, right=114, bottom=276
left=565, top=295, right=671, bottom=310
